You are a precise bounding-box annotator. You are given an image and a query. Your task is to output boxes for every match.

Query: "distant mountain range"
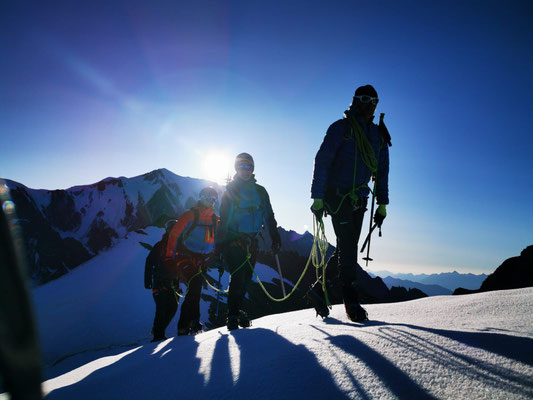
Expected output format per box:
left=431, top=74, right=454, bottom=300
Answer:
left=378, top=276, right=451, bottom=296
left=369, top=270, right=488, bottom=293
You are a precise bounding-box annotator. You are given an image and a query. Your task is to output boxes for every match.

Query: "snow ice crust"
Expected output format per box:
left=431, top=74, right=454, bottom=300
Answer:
left=14, top=231, right=533, bottom=400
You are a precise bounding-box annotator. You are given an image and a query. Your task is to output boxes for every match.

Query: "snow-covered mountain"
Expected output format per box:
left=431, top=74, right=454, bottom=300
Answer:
left=370, top=270, right=487, bottom=292
left=28, top=252, right=533, bottom=400
left=4, top=169, right=221, bottom=284
left=380, top=276, right=452, bottom=296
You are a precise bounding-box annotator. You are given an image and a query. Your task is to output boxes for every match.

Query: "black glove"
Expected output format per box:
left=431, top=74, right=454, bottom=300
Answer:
left=271, top=240, right=281, bottom=255
left=373, top=205, right=387, bottom=228
left=144, top=282, right=152, bottom=290
left=311, top=199, right=324, bottom=220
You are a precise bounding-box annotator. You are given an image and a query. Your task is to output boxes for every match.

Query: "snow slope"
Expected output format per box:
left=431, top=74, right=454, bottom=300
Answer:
left=33, top=288, right=533, bottom=400
left=15, top=230, right=533, bottom=399
left=32, top=227, right=283, bottom=367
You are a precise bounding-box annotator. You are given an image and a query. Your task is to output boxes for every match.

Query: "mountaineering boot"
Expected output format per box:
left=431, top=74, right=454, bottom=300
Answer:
left=305, top=280, right=329, bottom=318
left=237, top=311, right=251, bottom=328
left=226, top=315, right=239, bottom=331
left=189, top=320, right=203, bottom=334
left=345, top=303, right=368, bottom=322
left=151, top=335, right=167, bottom=342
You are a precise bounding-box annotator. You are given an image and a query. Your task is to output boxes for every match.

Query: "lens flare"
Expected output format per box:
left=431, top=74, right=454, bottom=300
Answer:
left=203, top=151, right=234, bottom=185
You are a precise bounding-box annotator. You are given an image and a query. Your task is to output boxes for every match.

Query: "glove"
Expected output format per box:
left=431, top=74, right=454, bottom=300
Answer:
left=271, top=240, right=281, bottom=255
left=144, top=282, right=152, bottom=290
left=374, top=204, right=387, bottom=227
left=311, top=198, right=324, bottom=220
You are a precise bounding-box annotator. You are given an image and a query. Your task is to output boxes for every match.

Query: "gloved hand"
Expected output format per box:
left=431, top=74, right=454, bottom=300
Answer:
left=271, top=240, right=281, bottom=255
left=374, top=204, right=387, bottom=227
left=311, top=198, right=324, bottom=220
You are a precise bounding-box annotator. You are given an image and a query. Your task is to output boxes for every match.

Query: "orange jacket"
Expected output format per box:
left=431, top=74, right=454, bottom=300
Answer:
left=165, top=204, right=218, bottom=258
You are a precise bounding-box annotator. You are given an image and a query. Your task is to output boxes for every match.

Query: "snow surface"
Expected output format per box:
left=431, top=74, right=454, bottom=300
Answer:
left=11, top=230, right=533, bottom=399
left=31, top=227, right=283, bottom=367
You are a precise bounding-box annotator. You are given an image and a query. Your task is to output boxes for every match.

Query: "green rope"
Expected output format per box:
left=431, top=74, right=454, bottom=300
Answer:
left=324, top=116, right=376, bottom=216
left=194, top=218, right=331, bottom=305
left=200, top=252, right=252, bottom=294
left=346, top=115, right=378, bottom=175
left=248, top=215, right=330, bottom=304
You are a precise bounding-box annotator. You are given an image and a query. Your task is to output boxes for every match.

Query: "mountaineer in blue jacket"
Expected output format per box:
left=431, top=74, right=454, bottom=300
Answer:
left=214, top=153, right=282, bottom=331
left=309, top=84, right=390, bottom=322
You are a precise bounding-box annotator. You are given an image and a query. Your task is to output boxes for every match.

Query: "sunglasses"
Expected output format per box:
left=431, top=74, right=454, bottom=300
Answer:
left=200, top=195, right=217, bottom=203
left=237, top=163, right=253, bottom=171
left=354, top=95, right=379, bottom=105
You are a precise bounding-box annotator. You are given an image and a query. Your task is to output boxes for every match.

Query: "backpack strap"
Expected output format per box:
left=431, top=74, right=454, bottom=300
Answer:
left=181, top=208, right=200, bottom=244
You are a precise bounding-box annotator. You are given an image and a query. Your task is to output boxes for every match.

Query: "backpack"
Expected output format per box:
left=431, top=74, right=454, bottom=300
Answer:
left=177, top=207, right=218, bottom=255
left=227, top=184, right=265, bottom=235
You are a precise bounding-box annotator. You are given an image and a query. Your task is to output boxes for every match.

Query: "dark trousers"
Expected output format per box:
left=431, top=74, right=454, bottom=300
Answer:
left=177, top=273, right=203, bottom=330
left=152, top=287, right=178, bottom=339
left=225, top=238, right=258, bottom=316
left=327, top=196, right=368, bottom=304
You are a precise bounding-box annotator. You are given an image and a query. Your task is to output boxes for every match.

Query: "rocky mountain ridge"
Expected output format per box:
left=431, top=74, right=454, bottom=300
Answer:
left=4, top=169, right=219, bottom=284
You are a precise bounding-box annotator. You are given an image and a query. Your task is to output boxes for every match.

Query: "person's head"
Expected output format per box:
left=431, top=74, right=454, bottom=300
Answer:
left=234, top=152, right=254, bottom=181
left=198, top=186, right=218, bottom=208
left=352, top=85, right=379, bottom=122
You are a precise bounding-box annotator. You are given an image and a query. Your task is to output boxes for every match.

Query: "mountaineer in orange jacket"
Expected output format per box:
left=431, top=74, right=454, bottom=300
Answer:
left=165, top=186, right=219, bottom=336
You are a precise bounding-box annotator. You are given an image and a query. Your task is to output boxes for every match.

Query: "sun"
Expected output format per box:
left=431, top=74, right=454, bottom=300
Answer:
left=203, top=151, right=234, bottom=185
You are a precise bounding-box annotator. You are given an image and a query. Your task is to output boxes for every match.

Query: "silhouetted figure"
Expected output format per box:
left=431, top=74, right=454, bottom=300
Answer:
left=214, top=153, right=282, bottom=330
left=0, top=182, right=43, bottom=399
left=309, top=85, right=391, bottom=321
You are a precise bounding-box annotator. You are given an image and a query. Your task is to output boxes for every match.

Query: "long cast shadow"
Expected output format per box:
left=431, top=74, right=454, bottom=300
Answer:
left=312, top=325, right=438, bottom=400
left=323, top=318, right=533, bottom=397
left=45, top=337, right=204, bottom=399
left=215, top=327, right=353, bottom=399
left=335, top=319, right=533, bottom=366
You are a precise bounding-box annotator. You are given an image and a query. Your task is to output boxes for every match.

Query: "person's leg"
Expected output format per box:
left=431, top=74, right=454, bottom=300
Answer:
left=152, top=287, right=177, bottom=340
left=331, top=200, right=366, bottom=305
left=178, top=272, right=203, bottom=334
left=226, top=243, right=251, bottom=317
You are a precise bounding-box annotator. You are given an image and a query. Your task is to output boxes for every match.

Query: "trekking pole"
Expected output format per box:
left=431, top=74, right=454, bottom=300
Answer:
left=362, top=180, right=376, bottom=267
left=274, top=254, right=287, bottom=297
left=215, top=269, right=223, bottom=316
left=360, top=223, right=377, bottom=255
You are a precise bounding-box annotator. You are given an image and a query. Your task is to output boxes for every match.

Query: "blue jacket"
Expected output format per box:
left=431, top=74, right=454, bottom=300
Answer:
left=217, top=176, right=280, bottom=245
left=311, top=112, right=389, bottom=205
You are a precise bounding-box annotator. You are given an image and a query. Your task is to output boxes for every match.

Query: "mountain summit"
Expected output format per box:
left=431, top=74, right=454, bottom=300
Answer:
left=4, top=169, right=219, bottom=283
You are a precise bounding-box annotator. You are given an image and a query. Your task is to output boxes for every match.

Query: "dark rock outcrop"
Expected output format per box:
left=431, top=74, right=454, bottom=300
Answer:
left=453, top=245, right=533, bottom=295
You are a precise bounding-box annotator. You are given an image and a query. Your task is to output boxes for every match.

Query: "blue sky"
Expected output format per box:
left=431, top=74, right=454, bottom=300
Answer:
left=1, top=0, right=532, bottom=274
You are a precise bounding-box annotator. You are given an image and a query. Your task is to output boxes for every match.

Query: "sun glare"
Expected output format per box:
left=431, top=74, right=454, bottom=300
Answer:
left=203, top=151, right=234, bottom=185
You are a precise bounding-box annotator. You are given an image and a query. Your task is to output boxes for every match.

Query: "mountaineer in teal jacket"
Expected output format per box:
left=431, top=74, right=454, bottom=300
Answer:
left=215, top=153, right=281, bottom=331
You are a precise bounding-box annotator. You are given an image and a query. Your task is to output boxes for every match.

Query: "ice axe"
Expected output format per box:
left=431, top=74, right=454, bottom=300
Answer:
left=360, top=223, right=381, bottom=266
left=361, top=178, right=382, bottom=266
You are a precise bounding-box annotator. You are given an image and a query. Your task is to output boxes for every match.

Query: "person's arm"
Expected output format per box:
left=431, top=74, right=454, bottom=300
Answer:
left=310, top=120, right=345, bottom=199
left=165, top=211, right=194, bottom=259
left=144, top=245, right=155, bottom=289
left=215, top=191, right=232, bottom=249
left=376, top=142, right=390, bottom=206
left=259, top=186, right=281, bottom=252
